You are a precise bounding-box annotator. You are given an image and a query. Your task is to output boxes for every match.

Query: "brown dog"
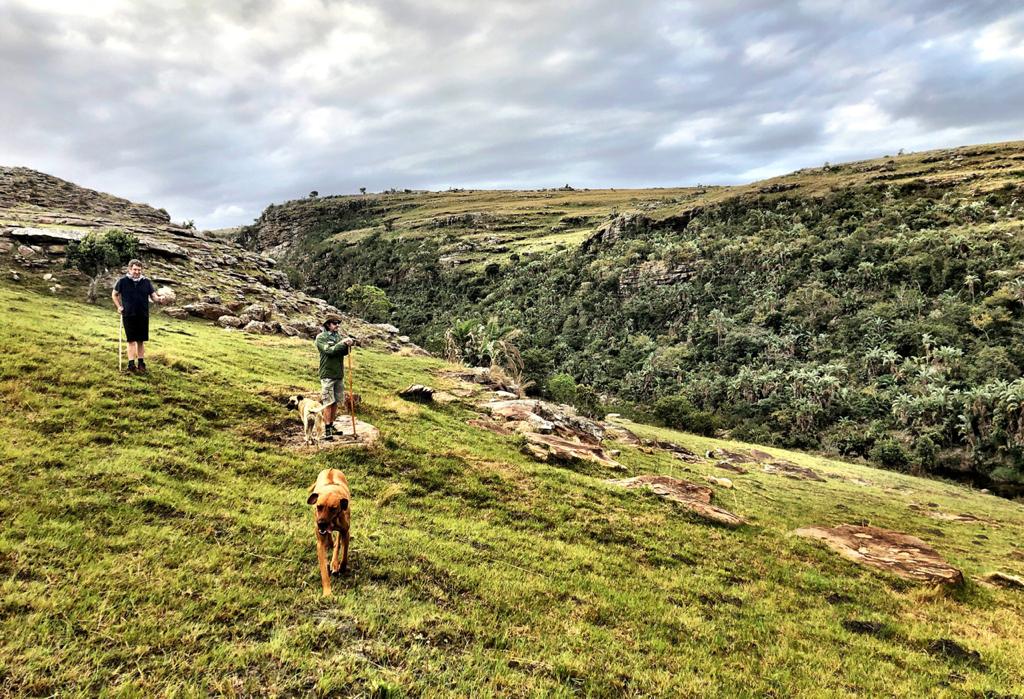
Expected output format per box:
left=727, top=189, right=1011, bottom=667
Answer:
left=306, top=468, right=351, bottom=596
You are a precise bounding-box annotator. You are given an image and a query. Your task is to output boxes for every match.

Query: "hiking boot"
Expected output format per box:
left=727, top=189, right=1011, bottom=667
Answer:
left=324, top=424, right=335, bottom=441
left=126, top=361, right=137, bottom=373
left=137, top=359, right=147, bottom=373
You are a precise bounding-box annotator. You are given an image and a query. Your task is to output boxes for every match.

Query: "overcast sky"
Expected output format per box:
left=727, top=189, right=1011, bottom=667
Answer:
left=2, top=1, right=1022, bottom=229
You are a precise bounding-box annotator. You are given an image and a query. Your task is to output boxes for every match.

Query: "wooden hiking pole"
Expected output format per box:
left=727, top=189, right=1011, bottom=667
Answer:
left=347, top=348, right=357, bottom=438
left=118, top=313, right=124, bottom=372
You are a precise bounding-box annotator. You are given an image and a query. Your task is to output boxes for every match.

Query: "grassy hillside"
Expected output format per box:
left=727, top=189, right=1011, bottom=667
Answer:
left=2, top=284, right=1023, bottom=696
left=236, top=141, right=1024, bottom=494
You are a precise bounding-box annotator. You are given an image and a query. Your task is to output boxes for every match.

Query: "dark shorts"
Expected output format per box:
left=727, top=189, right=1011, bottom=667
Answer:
left=123, top=314, right=150, bottom=343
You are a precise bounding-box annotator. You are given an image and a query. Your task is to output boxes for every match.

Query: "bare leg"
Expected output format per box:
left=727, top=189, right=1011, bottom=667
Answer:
left=324, top=403, right=337, bottom=425
left=127, top=341, right=139, bottom=361
left=137, top=341, right=145, bottom=359
left=316, top=531, right=332, bottom=596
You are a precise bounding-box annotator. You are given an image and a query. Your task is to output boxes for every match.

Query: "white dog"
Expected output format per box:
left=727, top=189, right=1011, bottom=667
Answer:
left=288, top=394, right=326, bottom=445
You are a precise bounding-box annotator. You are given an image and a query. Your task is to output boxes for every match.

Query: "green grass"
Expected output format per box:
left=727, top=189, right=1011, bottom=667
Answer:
left=2, top=284, right=1023, bottom=697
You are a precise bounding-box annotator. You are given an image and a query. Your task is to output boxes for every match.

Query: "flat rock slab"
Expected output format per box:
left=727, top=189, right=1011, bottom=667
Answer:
left=795, top=524, right=964, bottom=585
left=608, top=475, right=746, bottom=527
left=762, top=461, right=826, bottom=482
left=980, top=571, right=1024, bottom=590
left=524, top=433, right=623, bottom=470
left=288, top=418, right=379, bottom=453
left=603, top=423, right=641, bottom=446
left=640, top=439, right=702, bottom=463
left=908, top=503, right=993, bottom=524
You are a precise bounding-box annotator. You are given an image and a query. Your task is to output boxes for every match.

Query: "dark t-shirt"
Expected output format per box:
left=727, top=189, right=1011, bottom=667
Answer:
left=114, top=276, right=155, bottom=317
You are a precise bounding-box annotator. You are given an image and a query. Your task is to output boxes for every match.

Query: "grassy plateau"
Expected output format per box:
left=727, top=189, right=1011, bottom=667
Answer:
left=1, top=284, right=1023, bottom=697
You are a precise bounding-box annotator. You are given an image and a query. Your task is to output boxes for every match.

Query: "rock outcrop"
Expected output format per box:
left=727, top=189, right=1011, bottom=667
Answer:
left=0, top=166, right=430, bottom=355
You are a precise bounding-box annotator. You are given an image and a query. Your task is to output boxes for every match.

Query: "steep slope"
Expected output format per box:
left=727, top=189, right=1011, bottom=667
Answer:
left=2, top=284, right=1023, bottom=696
left=236, top=141, right=1024, bottom=493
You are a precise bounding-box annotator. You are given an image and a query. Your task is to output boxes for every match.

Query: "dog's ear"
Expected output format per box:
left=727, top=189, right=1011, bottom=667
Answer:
left=306, top=491, right=319, bottom=505
left=339, top=498, right=348, bottom=511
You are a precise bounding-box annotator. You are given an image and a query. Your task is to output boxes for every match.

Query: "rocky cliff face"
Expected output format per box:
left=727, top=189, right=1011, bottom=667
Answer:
left=0, top=167, right=425, bottom=353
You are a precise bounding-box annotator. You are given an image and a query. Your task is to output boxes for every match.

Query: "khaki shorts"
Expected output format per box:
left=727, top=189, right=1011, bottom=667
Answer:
left=320, top=378, right=343, bottom=407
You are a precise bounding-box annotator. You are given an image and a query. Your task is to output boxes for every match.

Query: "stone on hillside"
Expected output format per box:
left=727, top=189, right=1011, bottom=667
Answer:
left=17, top=245, right=36, bottom=258
left=201, top=294, right=222, bottom=304
left=523, top=432, right=622, bottom=470
left=399, top=384, right=436, bottom=402
left=608, top=475, right=746, bottom=527
left=184, top=302, right=232, bottom=320
left=0, top=240, right=13, bottom=253
left=981, top=572, right=1024, bottom=590
left=640, top=438, right=701, bottom=462
left=242, top=303, right=272, bottom=321
left=493, top=390, right=518, bottom=399
left=43, top=273, right=53, bottom=280
left=795, top=524, right=963, bottom=585
left=398, top=335, right=410, bottom=343
left=9, top=270, right=20, bottom=281
left=603, top=423, right=641, bottom=445
left=242, top=320, right=276, bottom=334
left=163, top=306, right=189, bottom=319
left=47, top=244, right=65, bottom=254
left=762, top=461, right=826, bottom=482
left=373, top=323, right=400, bottom=334
left=708, top=476, right=734, bottom=489
left=280, top=324, right=300, bottom=337
left=217, top=315, right=244, bottom=328
left=155, top=286, right=176, bottom=304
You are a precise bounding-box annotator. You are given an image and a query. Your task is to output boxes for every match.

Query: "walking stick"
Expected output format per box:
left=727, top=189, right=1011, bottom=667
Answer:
left=347, top=348, right=357, bottom=438
left=118, top=313, right=124, bottom=372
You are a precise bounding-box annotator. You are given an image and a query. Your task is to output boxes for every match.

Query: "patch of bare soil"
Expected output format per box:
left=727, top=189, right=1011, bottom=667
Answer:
left=608, top=475, right=746, bottom=527
left=795, top=524, right=964, bottom=585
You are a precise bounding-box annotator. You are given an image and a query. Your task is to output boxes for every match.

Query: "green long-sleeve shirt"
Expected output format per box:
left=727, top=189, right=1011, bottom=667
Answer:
left=315, top=330, right=350, bottom=379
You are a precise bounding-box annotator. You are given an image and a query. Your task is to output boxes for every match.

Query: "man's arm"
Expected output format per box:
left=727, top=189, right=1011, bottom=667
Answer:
left=316, top=335, right=352, bottom=356
left=111, top=289, right=123, bottom=313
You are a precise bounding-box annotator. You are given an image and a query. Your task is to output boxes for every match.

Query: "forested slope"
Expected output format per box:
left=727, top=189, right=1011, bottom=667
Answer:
left=237, top=142, right=1024, bottom=494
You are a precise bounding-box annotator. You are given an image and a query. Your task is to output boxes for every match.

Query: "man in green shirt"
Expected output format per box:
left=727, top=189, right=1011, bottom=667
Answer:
left=315, top=316, right=354, bottom=441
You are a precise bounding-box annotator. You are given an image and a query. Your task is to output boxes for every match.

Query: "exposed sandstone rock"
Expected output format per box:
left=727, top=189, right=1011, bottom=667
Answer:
left=608, top=475, right=746, bottom=527
left=399, top=384, right=436, bottom=402
left=241, top=303, right=272, bottom=321
left=217, top=315, right=244, bottom=328
left=163, top=307, right=189, bottom=319
left=242, top=320, right=276, bottom=334
left=795, top=524, right=963, bottom=585
left=184, top=302, right=232, bottom=320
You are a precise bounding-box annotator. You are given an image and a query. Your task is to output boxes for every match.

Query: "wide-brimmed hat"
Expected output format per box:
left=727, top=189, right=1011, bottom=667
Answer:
left=322, top=315, right=342, bottom=328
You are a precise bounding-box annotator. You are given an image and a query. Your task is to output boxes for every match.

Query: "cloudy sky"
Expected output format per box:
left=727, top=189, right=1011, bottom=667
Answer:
left=2, top=1, right=1022, bottom=228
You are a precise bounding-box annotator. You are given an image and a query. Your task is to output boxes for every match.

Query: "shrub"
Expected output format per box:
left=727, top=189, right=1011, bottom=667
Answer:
left=652, top=395, right=696, bottom=428
left=869, top=437, right=911, bottom=470
left=65, top=228, right=139, bottom=303
left=344, top=284, right=392, bottom=323
left=546, top=373, right=577, bottom=404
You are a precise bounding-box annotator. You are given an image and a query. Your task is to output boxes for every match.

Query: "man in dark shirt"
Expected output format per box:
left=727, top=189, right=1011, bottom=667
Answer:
left=111, top=259, right=160, bottom=373
left=315, top=316, right=353, bottom=440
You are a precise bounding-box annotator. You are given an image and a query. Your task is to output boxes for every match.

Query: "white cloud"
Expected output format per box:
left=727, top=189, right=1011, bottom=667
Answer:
left=973, top=18, right=1024, bottom=62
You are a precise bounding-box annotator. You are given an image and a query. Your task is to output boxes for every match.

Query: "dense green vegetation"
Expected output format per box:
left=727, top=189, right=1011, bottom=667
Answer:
left=3, top=284, right=1024, bottom=696
left=239, top=143, right=1024, bottom=494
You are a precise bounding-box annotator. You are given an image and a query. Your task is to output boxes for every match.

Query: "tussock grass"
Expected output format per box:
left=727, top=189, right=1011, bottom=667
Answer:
left=1, top=285, right=1023, bottom=696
